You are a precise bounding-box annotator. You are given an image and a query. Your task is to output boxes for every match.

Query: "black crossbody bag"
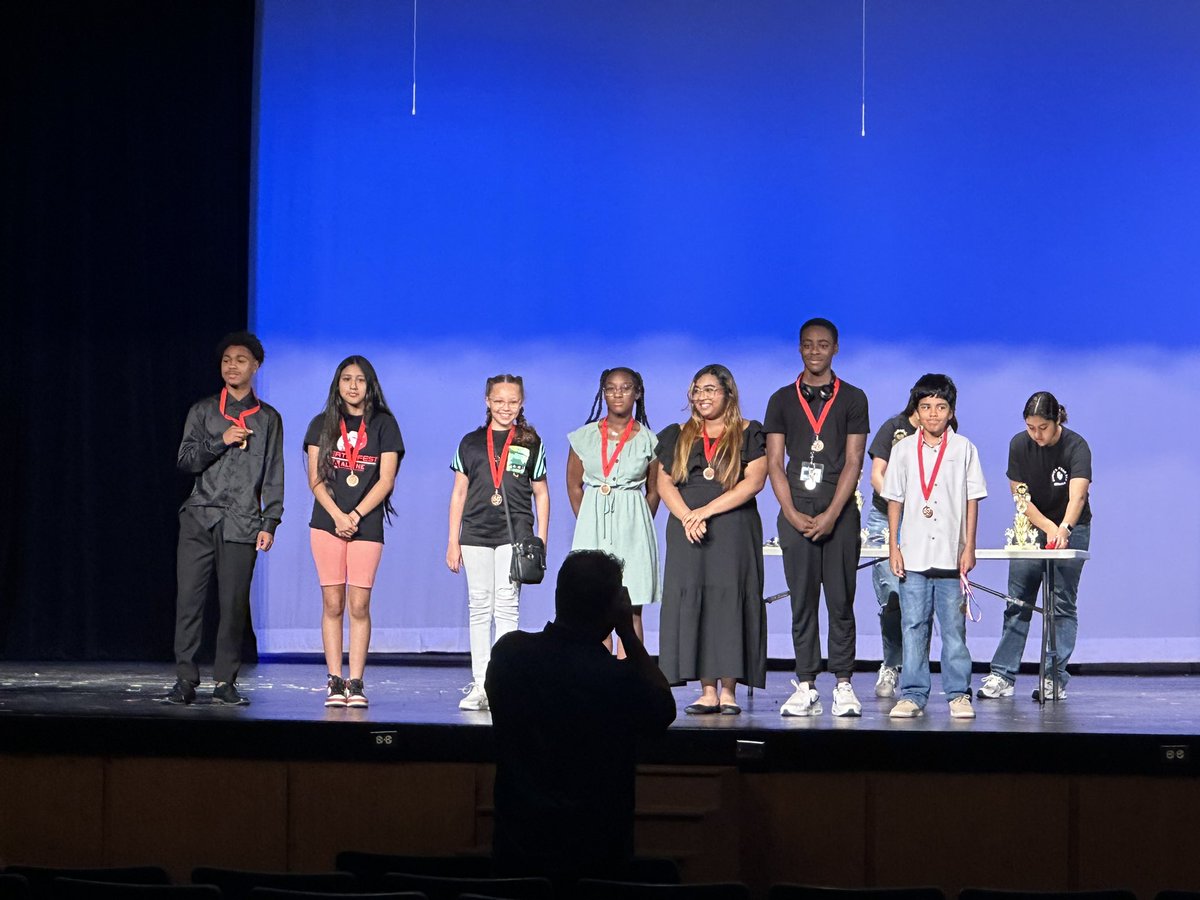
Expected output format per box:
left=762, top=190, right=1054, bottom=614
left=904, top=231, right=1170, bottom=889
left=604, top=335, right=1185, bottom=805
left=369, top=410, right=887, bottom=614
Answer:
left=501, top=479, right=546, bottom=585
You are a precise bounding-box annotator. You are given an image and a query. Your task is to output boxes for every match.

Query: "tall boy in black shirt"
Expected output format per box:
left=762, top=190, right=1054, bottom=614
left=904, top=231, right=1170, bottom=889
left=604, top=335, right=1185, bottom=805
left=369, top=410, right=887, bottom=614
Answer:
left=166, top=332, right=284, bottom=705
left=764, top=318, right=870, bottom=717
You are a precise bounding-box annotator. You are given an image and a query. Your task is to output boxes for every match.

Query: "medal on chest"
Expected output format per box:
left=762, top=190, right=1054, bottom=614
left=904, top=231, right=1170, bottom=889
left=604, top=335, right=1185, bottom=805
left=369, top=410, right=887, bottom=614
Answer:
left=701, top=423, right=720, bottom=480
left=219, top=388, right=261, bottom=451
left=795, top=376, right=840, bottom=455
left=598, top=417, right=635, bottom=496
left=487, top=425, right=516, bottom=506
left=918, top=430, right=949, bottom=518
left=340, top=415, right=367, bottom=487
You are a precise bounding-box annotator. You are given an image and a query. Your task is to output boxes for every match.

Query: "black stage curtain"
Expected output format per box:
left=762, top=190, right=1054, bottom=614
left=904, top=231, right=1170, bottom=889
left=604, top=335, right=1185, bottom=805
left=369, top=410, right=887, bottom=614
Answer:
left=0, top=2, right=256, bottom=660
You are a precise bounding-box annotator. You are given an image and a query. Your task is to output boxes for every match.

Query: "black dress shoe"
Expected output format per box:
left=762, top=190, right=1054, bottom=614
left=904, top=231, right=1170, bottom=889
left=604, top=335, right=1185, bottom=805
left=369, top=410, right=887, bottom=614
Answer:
left=684, top=702, right=720, bottom=715
left=213, top=681, right=250, bottom=706
left=166, top=679, right=197, bottom=705
left=719, top=703, right=742, bottom=715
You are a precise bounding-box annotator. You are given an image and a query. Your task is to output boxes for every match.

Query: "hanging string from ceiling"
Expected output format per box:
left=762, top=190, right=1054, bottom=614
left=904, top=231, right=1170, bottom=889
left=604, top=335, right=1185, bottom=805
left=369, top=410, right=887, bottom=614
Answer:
left=859, top=0, right=868, bottom=137
left=412, top=0, right=417, bottom=115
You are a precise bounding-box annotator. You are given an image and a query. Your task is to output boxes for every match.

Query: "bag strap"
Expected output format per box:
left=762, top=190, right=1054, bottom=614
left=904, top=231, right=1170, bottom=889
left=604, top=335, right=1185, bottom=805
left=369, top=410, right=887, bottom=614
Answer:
left=500, top=475, right=517, bottom=546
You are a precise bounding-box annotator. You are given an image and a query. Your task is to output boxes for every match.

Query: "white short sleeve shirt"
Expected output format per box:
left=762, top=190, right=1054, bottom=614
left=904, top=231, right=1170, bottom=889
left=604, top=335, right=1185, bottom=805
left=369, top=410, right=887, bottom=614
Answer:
left=881, top=428, right=987, bottom=573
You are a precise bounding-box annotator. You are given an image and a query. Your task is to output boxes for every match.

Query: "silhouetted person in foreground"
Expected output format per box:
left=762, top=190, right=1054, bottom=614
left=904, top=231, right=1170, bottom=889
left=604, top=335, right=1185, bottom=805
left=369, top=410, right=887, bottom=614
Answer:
left=486, top=550, right=676, bottom=883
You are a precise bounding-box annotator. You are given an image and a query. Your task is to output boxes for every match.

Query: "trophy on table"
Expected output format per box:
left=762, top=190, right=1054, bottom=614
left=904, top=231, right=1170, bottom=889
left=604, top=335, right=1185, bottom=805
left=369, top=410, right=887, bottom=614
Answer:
left=1004, top=482, right=1039, bottom=550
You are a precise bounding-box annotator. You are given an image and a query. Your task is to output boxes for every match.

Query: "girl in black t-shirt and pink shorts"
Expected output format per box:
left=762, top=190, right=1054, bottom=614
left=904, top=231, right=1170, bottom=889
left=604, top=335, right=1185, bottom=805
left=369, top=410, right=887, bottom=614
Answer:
left=304, top=356, right=405, bottom=709
left=446, top=374, right=549, bottom=711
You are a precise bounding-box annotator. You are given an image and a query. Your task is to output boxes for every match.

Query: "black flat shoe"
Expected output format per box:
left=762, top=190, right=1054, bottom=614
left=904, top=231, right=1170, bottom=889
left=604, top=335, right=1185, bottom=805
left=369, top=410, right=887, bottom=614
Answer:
left=719, top=703, right=742, bottom=715
left=684, top=702, right=721, bottom=715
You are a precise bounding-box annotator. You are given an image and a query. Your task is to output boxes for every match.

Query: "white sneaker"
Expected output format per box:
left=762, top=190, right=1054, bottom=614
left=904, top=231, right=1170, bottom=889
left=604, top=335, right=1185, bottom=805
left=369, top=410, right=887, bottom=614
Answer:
left=831, top=681, right=862, bottom=717
left=874, top=665, right=899, bottom=698
left=949, top=695, right=976, bottom=718
left=977, top=673, right=1014, bottom=699
left=458, top=682, right=489, bottom=711
left=1032, top=678, right=1067, bottom=701
left=889, top=699, right=923, bottom=718
left=780, top=680, right=823, bottom=717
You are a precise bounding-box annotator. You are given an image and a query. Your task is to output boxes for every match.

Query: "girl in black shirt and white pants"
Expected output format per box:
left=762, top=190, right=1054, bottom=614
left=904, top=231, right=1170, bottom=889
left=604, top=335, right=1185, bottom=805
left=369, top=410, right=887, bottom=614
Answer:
left=447, top=374, right=549, bottom=710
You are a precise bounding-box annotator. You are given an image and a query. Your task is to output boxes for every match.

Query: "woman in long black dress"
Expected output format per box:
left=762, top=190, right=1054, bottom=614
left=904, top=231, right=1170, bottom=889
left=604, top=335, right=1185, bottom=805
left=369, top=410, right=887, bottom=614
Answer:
left=655, top=364, right=768, bottom=715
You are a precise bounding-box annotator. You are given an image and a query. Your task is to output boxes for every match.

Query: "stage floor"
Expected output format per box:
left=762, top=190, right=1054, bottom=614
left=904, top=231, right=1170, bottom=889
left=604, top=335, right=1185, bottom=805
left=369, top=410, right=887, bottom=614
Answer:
left=2, top=661, right=1197, bottom=776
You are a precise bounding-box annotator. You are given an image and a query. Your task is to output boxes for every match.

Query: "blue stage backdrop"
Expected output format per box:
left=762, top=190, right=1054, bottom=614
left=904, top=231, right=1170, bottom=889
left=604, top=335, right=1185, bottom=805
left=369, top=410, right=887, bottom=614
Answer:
left=252, top=1, right=1200, bottom=663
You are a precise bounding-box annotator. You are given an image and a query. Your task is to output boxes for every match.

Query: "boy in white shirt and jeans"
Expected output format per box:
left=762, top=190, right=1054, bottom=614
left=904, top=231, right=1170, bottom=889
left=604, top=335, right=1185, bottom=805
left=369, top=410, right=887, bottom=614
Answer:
left=882, top=374, right=987, bottom=719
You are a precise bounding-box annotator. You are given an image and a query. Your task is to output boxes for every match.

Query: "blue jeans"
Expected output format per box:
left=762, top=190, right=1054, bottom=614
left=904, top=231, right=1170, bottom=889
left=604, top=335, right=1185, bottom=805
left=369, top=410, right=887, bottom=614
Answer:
left=990, top=523, right=1090, bottom=686
left=864, top=506, right=903, bottom=668
left=899, top=570, right=972, bottom=708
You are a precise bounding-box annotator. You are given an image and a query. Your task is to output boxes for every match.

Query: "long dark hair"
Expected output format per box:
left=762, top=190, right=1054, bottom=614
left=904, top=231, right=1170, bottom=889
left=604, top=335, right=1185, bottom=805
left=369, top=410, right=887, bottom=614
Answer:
left=484, top=373, right=540, bottom=447
left=315, top=355, right=396, bottom=521
left=585, top=367, right=650, bottom=427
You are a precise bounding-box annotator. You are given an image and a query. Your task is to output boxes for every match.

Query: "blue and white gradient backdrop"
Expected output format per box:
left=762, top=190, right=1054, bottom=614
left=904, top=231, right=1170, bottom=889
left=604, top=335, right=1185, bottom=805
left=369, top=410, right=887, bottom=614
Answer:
left=252, top=1, right=1200, bottom=663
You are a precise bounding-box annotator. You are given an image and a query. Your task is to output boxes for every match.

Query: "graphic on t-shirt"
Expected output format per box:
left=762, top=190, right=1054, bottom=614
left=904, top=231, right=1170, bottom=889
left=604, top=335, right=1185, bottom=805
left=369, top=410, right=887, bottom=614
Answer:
left=1051, top=465, right=1068, bottom=486
left=333, top=429, right=377, bottom=472
left=507, top=444, right=530, bottom=475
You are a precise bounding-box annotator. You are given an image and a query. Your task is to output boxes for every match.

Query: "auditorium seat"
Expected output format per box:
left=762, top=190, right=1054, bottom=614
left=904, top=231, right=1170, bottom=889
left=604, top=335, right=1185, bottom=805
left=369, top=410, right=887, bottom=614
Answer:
left=3, top=867, right=170, bottom=900
left=52, top=880, right=218, bottom=900
left=250, top=890, right=427, bottom=900
left=335, top=854, right=493, bottom=880
left=377, top=875, right=551, bottom=900
left=960, top=890, right=1137, bottom=900
left=574, top=881, right=752, bottom=900
left=0, top=875, right=31, bottom=900
left=191, top=869, right=355, bottom=900
left=769, top=887, right=945, bottom=900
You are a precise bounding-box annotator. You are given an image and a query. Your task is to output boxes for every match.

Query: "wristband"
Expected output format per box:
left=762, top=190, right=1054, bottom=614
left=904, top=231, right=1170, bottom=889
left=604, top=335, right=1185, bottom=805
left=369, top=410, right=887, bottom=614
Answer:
left=1060, top=522, right=1073, bottom=534
left=352, top=509, right=363, bottom=520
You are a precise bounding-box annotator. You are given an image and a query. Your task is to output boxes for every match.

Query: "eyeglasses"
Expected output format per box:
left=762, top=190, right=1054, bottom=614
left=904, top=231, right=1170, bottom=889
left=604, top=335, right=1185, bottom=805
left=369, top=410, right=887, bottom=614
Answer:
left=690, top=385, right=724, bottom=399
left=603, top=384, right=636, bottom=396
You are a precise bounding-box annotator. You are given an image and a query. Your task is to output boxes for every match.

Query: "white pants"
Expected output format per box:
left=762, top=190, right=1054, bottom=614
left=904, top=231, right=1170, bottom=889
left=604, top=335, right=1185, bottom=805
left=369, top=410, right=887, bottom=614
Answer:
left=461, top=544, right=520, bottom=681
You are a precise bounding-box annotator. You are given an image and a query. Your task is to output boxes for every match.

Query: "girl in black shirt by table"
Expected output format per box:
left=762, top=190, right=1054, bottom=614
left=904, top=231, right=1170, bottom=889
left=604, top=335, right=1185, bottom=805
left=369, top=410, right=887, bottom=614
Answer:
left=978, top=391, right=1092, bottom=702
left=304, top=356, right=404, bottom=709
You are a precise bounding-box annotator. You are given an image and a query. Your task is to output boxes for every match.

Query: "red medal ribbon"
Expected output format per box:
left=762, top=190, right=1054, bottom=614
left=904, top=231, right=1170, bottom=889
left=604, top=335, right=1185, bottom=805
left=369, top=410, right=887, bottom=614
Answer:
left=219, top=387, right=261, bottom=429
left=487, top=425, right=517, bottom=492
left=917, top=429, right=950, bottom=504
left=599, top=417, right=636, bottom=479
left=701, top=423, right=720, bottom=465
left=339, top=415, right=368, bottom=475
left=794, top=376, right=840, bottom=442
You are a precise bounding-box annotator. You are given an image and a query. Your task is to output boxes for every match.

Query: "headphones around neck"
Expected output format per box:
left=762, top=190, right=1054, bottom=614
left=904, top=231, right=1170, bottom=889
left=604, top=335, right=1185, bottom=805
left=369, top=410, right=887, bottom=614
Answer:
left=799, top=378, right=835, bottom=402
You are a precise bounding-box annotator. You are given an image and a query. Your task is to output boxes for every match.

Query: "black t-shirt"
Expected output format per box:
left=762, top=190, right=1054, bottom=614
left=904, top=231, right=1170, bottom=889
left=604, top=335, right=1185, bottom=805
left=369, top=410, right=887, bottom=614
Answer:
left=1006, top=426, right=1093, bottom=533
left=304, top=412, right=405, bottom=542
left=763, top=376, right=870, bottom=502
left=654, top=420, right=766, bottom=505
left=867, top=412, right=917, bottom=514
left=452, top=426, right=547, bottom=548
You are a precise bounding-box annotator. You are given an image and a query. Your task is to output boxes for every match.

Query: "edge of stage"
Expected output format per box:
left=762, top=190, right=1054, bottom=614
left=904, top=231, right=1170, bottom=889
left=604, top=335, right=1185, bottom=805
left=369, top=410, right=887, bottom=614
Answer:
left=2, top=660, right=1197, bottom=777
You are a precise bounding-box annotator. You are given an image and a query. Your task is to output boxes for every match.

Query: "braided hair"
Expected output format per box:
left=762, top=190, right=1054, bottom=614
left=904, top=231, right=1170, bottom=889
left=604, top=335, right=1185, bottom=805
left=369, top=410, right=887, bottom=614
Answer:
left=585, top=367, right=650, bottom=427
left=484, top=373, right=540, bottom=447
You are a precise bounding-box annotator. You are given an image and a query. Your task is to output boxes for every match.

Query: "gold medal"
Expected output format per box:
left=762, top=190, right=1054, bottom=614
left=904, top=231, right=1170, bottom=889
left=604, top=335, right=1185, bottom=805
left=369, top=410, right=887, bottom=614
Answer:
left=811, top=438, right=824, bottom=452
left=346, top=473, right=359, bottom=487
left=702, top=466, right=716, bottom=481
left=922, top=506, right=934, bottom=518
left=239, top=439, right=248, bottom=451
left=599, top=483, right=612, bottom=495
left=490, top=491, right=503, bottom=506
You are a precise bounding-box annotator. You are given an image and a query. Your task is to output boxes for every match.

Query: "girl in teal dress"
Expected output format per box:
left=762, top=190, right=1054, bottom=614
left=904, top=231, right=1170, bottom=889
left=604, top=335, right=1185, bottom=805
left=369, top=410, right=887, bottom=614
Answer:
left=566, top=367, right=661, bottom=656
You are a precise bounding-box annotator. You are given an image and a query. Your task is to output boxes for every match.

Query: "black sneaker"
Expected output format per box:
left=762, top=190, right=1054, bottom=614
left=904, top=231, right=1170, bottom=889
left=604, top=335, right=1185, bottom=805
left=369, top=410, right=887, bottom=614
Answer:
left=166, top=679, right=197, bottom=705
left=346, top=678, right=368, bottom=708
left=325, top=674, right=347, bottom=708
left=213, top=681, right=250, bottom=706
